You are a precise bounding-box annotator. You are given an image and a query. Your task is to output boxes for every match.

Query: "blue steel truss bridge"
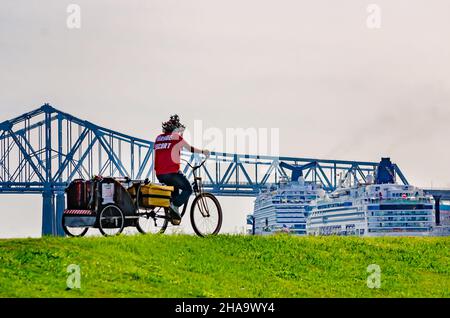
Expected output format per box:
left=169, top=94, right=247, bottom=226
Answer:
left=1, top=104, right=448, bottom=236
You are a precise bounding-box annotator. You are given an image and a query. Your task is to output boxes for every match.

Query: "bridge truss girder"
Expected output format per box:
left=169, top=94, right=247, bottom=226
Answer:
left=0, top=104, right=423, bottom=236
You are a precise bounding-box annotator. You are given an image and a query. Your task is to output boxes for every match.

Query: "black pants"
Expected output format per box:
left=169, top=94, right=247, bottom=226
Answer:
left=157, top=171, right=193, bottom=207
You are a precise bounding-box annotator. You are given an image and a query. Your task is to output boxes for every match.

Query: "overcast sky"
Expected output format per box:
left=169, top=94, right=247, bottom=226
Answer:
left=1, top=0, right=450, bottom=237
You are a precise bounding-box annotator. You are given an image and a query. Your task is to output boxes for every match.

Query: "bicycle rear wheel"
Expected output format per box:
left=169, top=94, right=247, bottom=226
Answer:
left=190, top=193, right=222, bottom=237
left=136, top=207, right=169, bottom=234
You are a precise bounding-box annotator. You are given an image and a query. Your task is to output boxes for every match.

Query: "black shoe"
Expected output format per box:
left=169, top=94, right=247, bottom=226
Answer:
left=169, top=204, right=181, bottom=225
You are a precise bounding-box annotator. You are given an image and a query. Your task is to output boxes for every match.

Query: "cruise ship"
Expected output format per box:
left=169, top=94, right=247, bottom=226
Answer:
left=251, top=176, right=325, bottom=235
left=307, top=158, right=435, bottom=236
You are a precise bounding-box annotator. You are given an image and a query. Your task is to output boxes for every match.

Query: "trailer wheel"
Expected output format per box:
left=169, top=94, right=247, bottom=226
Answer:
left=63, top=225, right=89, bottom=237
left=98, top=204, right=125, bottom=237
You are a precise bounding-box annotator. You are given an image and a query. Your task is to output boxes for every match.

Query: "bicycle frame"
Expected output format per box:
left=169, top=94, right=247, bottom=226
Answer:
left=180, top=157, right=209, bottom=218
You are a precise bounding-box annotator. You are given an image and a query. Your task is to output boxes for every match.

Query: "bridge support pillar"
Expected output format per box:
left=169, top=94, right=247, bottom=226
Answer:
left=42, top=191, right=55, bottom=236
left=55, top=191, right=66, bottom=236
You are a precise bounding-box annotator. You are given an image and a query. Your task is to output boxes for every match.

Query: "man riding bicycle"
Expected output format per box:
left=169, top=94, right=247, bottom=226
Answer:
left=154, top=114, right=210, bottom=225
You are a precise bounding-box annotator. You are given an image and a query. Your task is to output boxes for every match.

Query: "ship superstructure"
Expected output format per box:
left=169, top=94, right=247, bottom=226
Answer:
left=307, top=158, right=434, bottom=236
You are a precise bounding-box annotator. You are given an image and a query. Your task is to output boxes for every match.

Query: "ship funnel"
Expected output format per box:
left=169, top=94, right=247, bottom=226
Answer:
left=279, top=161, right=318, bottom=183
left=434, top=195, right=441, bottom=225
left=375, top=158, right=396, bottom=184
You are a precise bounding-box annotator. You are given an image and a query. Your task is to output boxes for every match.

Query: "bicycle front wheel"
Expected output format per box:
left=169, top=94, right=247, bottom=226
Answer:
left=190, top=193, right=222, bottom=237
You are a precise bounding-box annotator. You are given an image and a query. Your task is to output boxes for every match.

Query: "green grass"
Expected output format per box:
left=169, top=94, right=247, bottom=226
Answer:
left=0, top=234, right=449, bottom=297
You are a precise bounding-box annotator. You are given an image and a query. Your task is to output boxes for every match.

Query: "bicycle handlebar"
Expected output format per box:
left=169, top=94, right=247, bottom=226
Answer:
left=182, top=154, right=209, bottom=170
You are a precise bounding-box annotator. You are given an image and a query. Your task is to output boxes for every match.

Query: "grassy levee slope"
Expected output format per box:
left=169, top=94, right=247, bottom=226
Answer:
left=0, top=235, right=449, bottom=297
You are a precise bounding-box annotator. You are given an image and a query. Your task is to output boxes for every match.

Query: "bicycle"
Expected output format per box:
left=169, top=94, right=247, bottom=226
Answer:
left=136, top=155, right=223, bottom=237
